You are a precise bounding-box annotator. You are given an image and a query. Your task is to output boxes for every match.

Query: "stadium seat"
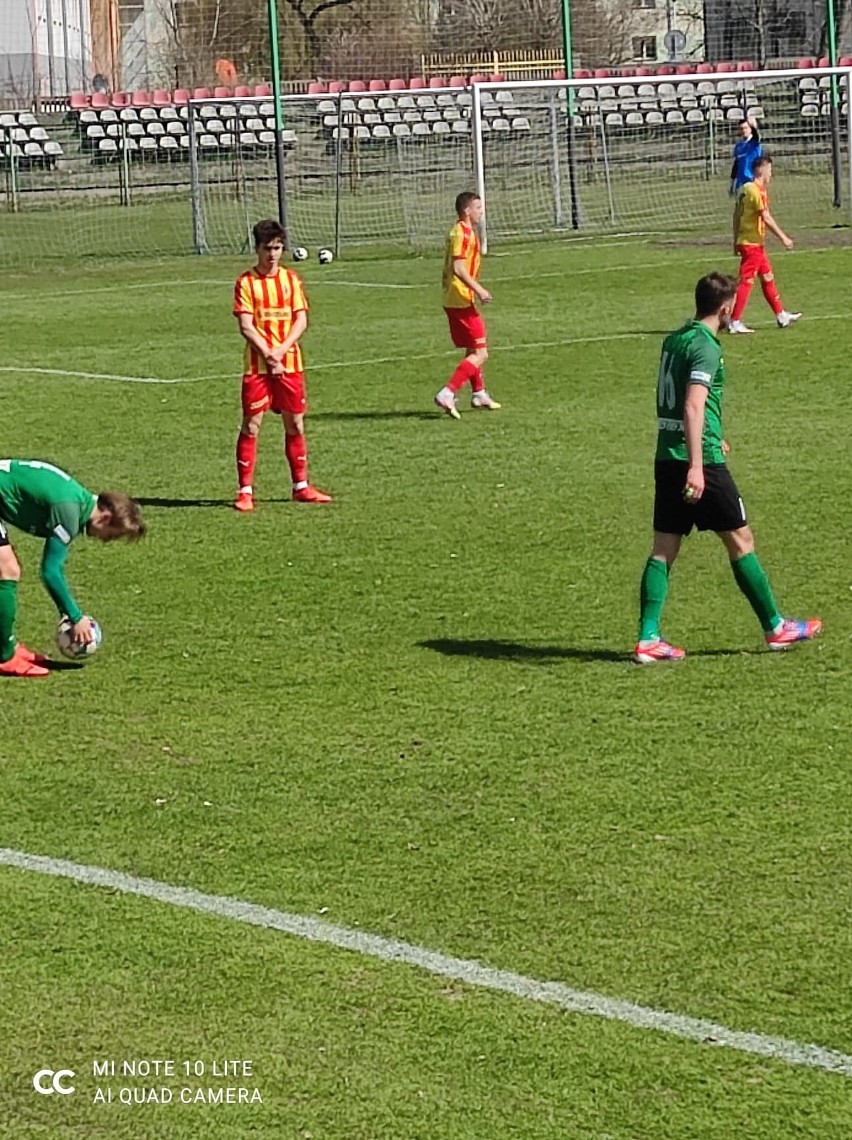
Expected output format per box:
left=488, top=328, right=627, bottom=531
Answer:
left=348, top=79, right=367, bottom=92
left=645, top=110, right=663, bottom=125
left=307, top=82, right=326, bottom=95
left=392, top=123, right=411, bottom=138
left=234, top=84, right=252, bottom=98
left=625, top=112, right=643, bottom=126
left=573, top=69, right=592, bottom=80
left=151, top=89, right=171, bottom=106
left=254, top=84, right=272, bottom=97
left=817, top=57, right=830, bottom=68
left=746, top=104, right=764, bottom=119
left=69, top=92, right=89, bottom=110
left=97, top=138, right=118, bottom=160
left=737, top=61, right=755, bottom=72
left=412, top=121, right=431, bottom=139
left=432, top=120, right=450, bottom=137
left=552, top=70, right=566, bottom=81
left=111, top=92, right=130, bottom=108
left=696, top=63, right=713, bottom=74
left=594, top=68, right=611, bottom=79
left=714, top=63, right=733, bottom=74
left=173, top=88, right=190, bottom=105
left=372, top=123, right=391, bottom=140
left=470, top=73, right=489, bottom=84
left=676, top=64, right=693, bottom=75
left=634, top=67, right=652, bottom=77
left=428, top=77, right=445, bottom=88
left=452, top=119, right=470, bottom=135
left=449, top=75, right=465, bottom=88
left=800, top=103, right=819, bottom=117
left=43, top=139, right=62, bottom=163
left=388, top=78, right=406, bottom=90
left=329, top=80, right=346, bottom=93
left=193, top=87, right=211, bottom=100
left=369, top=79, right=386, bottom=92
left=90, top=92, right=109, bottom=109
left=118, top=106, right=138, bottom=122
left=725, top=107, right=744, bottom=121
left=409, top=76, right=426, bottom=89
left=657, top=65, right=675, bottom=76
left=604, top=112, right=623, bottom=127
left=840, top=56, right=852, bottom=67
left=129, top=90, right=149, bottom=107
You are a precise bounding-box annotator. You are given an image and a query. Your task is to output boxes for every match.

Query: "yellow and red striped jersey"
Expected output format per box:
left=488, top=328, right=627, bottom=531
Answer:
left=233, top=267, right=308, bottom=375
left=734, top=181, right=767, bottom=247
left=442, top=221, right=481, bottom=309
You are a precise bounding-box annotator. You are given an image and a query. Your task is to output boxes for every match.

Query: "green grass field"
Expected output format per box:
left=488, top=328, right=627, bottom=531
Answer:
left=1, top=229, right=851, bottom=1138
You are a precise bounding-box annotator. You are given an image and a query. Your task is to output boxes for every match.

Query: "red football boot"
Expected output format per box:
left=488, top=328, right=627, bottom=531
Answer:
left=293, top=485, right=333, bottom=504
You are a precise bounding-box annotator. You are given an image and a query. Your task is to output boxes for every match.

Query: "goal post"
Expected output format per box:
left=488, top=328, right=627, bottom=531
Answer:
left=471, top=66, right=852, bottom=253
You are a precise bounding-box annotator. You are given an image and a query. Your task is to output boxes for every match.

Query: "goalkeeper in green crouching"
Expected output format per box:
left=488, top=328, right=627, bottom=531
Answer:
left=0, top=459, right=145, bottom=677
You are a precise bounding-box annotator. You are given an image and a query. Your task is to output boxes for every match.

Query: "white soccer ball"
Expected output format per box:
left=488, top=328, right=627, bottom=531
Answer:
left=292, top=247, right=309, bottom=262
left=55, top=615, right=102, bottom=660
left=318, top=248, right=334, bottom=264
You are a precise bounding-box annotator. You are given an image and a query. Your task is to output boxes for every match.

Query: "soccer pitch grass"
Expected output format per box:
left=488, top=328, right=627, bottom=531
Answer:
left=1, top=233, right=851, bottom=1138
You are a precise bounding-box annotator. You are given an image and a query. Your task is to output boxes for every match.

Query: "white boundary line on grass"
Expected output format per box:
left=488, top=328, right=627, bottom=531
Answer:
left=1, top=846, right=850, bottom=1078
left=1, top=315, right=845, bottom=387
left=0, top=366, right=208, bottom=385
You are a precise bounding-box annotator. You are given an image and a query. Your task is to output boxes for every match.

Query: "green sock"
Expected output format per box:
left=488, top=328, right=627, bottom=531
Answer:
left=731, top=552, right=783, bottom=633
left=638, top=557, right=670, bottom=642
left=0, top=580, right=18, bottom=662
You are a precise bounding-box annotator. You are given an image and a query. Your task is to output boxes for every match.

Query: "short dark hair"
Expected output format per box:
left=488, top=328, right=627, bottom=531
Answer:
left=253, top=218, right=286, bottom=248
left=455, top=191, right=480, bottom=216
left=753, top=155, right=772, bottom=175
left=695, top=272, right=738, bottom=318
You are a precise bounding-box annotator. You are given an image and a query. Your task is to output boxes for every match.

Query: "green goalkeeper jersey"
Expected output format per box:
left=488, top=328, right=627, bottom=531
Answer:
left=0, top=460, right=97, bottom=623
left=655, top=320, right=726, bottom=465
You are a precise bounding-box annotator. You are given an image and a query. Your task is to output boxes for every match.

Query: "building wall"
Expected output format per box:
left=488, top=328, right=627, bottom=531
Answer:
left=1, top=0, right=92, bottom=100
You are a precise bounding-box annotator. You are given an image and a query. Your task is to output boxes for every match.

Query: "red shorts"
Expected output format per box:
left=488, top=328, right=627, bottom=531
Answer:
left=241, top=371, right=306, bottom=416
left=445, top=305, right=487, bottom=352
left=736, top=244, right=773, bottom=282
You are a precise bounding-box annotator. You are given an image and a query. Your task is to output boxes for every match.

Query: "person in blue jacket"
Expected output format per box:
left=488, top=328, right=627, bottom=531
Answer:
left=730, top=116, right=763, bottom=195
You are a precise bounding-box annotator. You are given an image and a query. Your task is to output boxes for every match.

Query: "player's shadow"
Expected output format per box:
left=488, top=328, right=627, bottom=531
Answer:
left=43, top=660, right=84, bottom=672
left=134, top=496, right=290, bottom=508
left=311, top=410, right=436, bottom=422
left=419, top=638, right=751, bottom=664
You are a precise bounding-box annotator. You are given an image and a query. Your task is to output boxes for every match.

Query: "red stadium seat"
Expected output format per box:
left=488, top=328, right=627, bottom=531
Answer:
left=234, top=85, right=252, bottom=98
left=449, top=74, right=466, bottom=87
left=111, top=91, right=129, bottom=107
left=696, top=62, right=713, bottom=74
left=152, top=89, right=171, bottom=106
left=369, top=79, right=386, bottom=91
left=634, top=67, right=651, bottom=77
left=619, top=67, right=636, bottom=78
left=470, top=73, right=489, bottom=84
left=797, top=58, right=816, bottom=68
left=193, top=87, right=212, bottom=100
left=489, top=74, right=505, bottom=83
left=328, top=80, right=345, bottom=93
left=429, top=76, right=445, bottom=88
left=254, top=83, right=272, bottom=97
left=840, top=56, right=852, bottom=67
left=737, top=61, right=756, bottom=71
left=657, top=64, right=675, bottom=75
left=409, top=76, right=426, bottom=89
left=213, top=85, right=231, bottom=98
left=676, top=64, right=693, bottom=74
left=91, top=92, right=109, bottom=109
left=131, top=90, right=151, bottom=106
left=594, top=68, right=611, bottom=79
left=172, top=88, right=190, bottom=105
left=307, top=81, right=326, bottom=95
left=817, top=56, right=830, bottom=68
left=69, top=91, right=89, bottom=110
left=388, top=78, right=406, bottom=90
left=348, top=79, right=366, bottom=92
left=713, top=63, right=733, bottom=74
left=552, top=69, right=566, bottom=80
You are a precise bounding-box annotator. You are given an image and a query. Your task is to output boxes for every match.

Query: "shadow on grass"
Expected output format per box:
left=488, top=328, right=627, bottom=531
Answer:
left=43, top=659, right=85, bottom=672
left=311, top=410, right=437, bottom=422
left=419, top=638, right=755, bottom=664
left=135, top=497, right=291, bottom=509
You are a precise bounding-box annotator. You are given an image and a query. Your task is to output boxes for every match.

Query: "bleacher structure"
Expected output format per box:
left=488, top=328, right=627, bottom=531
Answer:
left=1, top=65, right=850, bottom=261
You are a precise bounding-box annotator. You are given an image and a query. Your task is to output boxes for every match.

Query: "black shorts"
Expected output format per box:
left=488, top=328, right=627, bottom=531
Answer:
left=653, top=461, right=747, bottom=535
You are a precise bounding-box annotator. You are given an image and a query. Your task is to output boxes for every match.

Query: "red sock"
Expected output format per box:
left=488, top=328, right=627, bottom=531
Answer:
left=236, top=432, right=257, bottom=490
left=732, top=279, right=754, bottom=322
left=471, top=366, right=485, bottom=394
left=447, top=358, right=478, bottom=393
left=760, top=275, right=783, bottom=316
left=285, top=432, right=308, bottom=486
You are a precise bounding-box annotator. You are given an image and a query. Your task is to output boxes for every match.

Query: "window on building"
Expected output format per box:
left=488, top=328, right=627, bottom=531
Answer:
left=633, top=36, right=658, bottom=61
left=633, top=0, right=657, bottom=8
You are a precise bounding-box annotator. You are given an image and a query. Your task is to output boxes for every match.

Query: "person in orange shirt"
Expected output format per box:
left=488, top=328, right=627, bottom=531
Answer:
left=233, top=219, right=331, bottom=510
left=434, top=192, right=501, bottom=419
left=729, top=156, right=801, bottom=334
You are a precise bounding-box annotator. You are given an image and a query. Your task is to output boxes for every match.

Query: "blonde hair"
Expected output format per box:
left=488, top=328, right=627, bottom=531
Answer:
left=97, top=491, right=146, bottom=540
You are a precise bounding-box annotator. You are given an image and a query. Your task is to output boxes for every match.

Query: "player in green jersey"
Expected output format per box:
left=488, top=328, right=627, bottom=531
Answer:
left=0, top=460, right=145, bottom=677
left=634, top=272, right=821, bottom=663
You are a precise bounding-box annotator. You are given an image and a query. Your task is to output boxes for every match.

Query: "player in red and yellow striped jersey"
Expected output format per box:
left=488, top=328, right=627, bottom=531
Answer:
left=729, top=157, right=800, bottom=334
left=232, top=219, right=331, bottom=511
left=434, top=192, right=501, bottom=419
